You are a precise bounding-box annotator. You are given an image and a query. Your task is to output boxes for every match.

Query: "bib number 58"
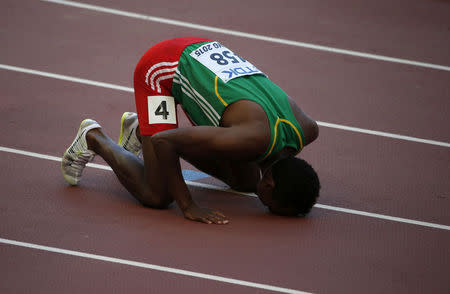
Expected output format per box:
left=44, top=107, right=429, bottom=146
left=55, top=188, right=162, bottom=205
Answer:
left=210, top=51, right=246, bottom=65
left=147, top=96, right=177, bottom=124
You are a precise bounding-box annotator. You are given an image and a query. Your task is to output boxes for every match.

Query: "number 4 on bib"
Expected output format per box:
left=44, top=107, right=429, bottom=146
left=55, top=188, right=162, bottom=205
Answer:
left=147, top=96, right=177, bottom=124
left=155, top=101, right=169, bottom=119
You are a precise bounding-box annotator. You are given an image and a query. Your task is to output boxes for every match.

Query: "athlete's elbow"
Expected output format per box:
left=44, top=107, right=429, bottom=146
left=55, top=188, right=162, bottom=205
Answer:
left=305, top=120, right=319, bottom=145
left=311, top=120, right=319, bottom=142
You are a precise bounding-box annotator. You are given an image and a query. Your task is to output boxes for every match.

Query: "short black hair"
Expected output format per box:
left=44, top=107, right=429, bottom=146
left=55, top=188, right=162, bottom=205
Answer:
left=270, top=156, right=320, bottom=216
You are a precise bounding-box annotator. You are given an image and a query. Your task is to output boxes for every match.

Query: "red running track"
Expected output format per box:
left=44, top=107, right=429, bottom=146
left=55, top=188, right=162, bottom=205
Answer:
left=1, top=0, right=449, bottom=293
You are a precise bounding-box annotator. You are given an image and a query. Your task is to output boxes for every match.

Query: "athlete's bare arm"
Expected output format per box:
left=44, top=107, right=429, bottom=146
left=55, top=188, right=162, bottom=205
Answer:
left=146, top=123, right=264, bottom=224
left=145, top=100, right=271, bottom=224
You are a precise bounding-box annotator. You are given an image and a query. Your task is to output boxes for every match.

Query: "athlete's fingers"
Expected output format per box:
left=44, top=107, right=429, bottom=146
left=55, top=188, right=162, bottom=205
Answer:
left=201, top=217, right=212, bottom=224
left=213, top=210, right=226, bottom=218
left=216, top=213, right=229, bottom=224
left=208, top=216, right=224, bottom=224
left=208, top=213, right=229, bottom=224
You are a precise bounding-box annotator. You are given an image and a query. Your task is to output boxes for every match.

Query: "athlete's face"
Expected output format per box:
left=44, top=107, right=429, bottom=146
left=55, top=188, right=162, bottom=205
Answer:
left=256, top=180, right=274, bottom=207
left=256, top=169, right=299, bottom=216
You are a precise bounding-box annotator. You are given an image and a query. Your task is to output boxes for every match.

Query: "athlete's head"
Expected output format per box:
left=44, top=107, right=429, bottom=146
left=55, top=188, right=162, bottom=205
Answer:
left=257, top=156, right=320, bottom=216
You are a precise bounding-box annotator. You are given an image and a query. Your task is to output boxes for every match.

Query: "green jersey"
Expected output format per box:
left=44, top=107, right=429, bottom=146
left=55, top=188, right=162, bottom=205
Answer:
left=171, top=41, right=305, bottom=161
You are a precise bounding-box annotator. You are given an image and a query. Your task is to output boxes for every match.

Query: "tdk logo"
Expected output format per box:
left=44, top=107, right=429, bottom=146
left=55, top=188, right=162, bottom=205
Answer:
left=222, top=66, right=260, bottom=79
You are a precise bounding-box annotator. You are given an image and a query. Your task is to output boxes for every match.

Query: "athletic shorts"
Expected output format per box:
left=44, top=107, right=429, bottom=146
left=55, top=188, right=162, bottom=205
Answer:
left=133, top=37, right=211, bottom=135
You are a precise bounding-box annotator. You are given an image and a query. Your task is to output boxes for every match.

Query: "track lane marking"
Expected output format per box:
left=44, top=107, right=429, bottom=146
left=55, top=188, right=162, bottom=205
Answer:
left=0, top=64, right=133, bottom=93
left=1, top=146, right=449, bottom=231
left=0, top=237, right=310, bottom=294
left=1, top=63, right=449, bottom=148
left=39, top=0, right=450, bottom=71
left=316, top=121, right=450, bottom=147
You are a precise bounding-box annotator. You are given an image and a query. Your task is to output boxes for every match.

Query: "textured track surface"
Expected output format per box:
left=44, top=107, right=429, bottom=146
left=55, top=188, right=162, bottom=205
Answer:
left=1, top=0, right=449, bottom=293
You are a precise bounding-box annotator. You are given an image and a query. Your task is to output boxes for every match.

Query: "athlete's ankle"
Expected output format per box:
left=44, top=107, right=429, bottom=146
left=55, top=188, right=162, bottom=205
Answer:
left=86, top=128, right=104, bottom=152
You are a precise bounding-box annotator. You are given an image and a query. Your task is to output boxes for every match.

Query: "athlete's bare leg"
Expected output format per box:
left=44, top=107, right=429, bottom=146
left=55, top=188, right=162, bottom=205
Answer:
left=86, top=128, right=173, bottom=208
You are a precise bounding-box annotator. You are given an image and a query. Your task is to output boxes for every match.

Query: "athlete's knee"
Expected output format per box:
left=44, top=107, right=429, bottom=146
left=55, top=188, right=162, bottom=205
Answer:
left=141, top=197, right=173, bottom=209
left=139, top=190, right=173, bottom=209
left=228, top=176, right=258, bottom=193
left=230, top=182, right=257, bottom=193
left=227, top=166, right=259, bottom=192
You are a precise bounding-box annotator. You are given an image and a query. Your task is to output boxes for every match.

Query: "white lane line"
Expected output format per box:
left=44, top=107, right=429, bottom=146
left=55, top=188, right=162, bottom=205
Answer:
left=316, top=121, right=450, bottom=148
left=312, top=204, right=450, bottom=231
left=0, top=238, right=310, bottom=294
left=2, top=63, right=449, bottom=148
left=1, top=146, right=449, bottom=231
left=39, top=0, right=450, bottom=71
left=202, top=189, right=450, bottom=231
left=0, top=64, right=133, bottom=93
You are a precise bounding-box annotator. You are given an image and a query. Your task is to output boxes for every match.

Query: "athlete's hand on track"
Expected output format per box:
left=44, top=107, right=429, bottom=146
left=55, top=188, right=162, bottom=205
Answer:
left=183, top=203, right=229, bottom=224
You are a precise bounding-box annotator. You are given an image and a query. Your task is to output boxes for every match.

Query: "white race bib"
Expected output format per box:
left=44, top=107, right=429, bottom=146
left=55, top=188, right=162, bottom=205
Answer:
left=147, top=96, right=177, bottom=124
left=189, top=42, right=265, bottom=83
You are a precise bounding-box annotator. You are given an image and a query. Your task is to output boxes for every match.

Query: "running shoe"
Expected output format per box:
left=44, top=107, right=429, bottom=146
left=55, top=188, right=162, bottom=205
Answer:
left=118, top=112, right=142, bottom=156
left=61, top=119, right=101, bottom=185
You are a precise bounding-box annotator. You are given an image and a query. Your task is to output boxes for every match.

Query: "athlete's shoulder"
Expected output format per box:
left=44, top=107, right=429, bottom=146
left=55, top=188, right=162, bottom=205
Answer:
left=287, top=97, right=318, bottom=146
